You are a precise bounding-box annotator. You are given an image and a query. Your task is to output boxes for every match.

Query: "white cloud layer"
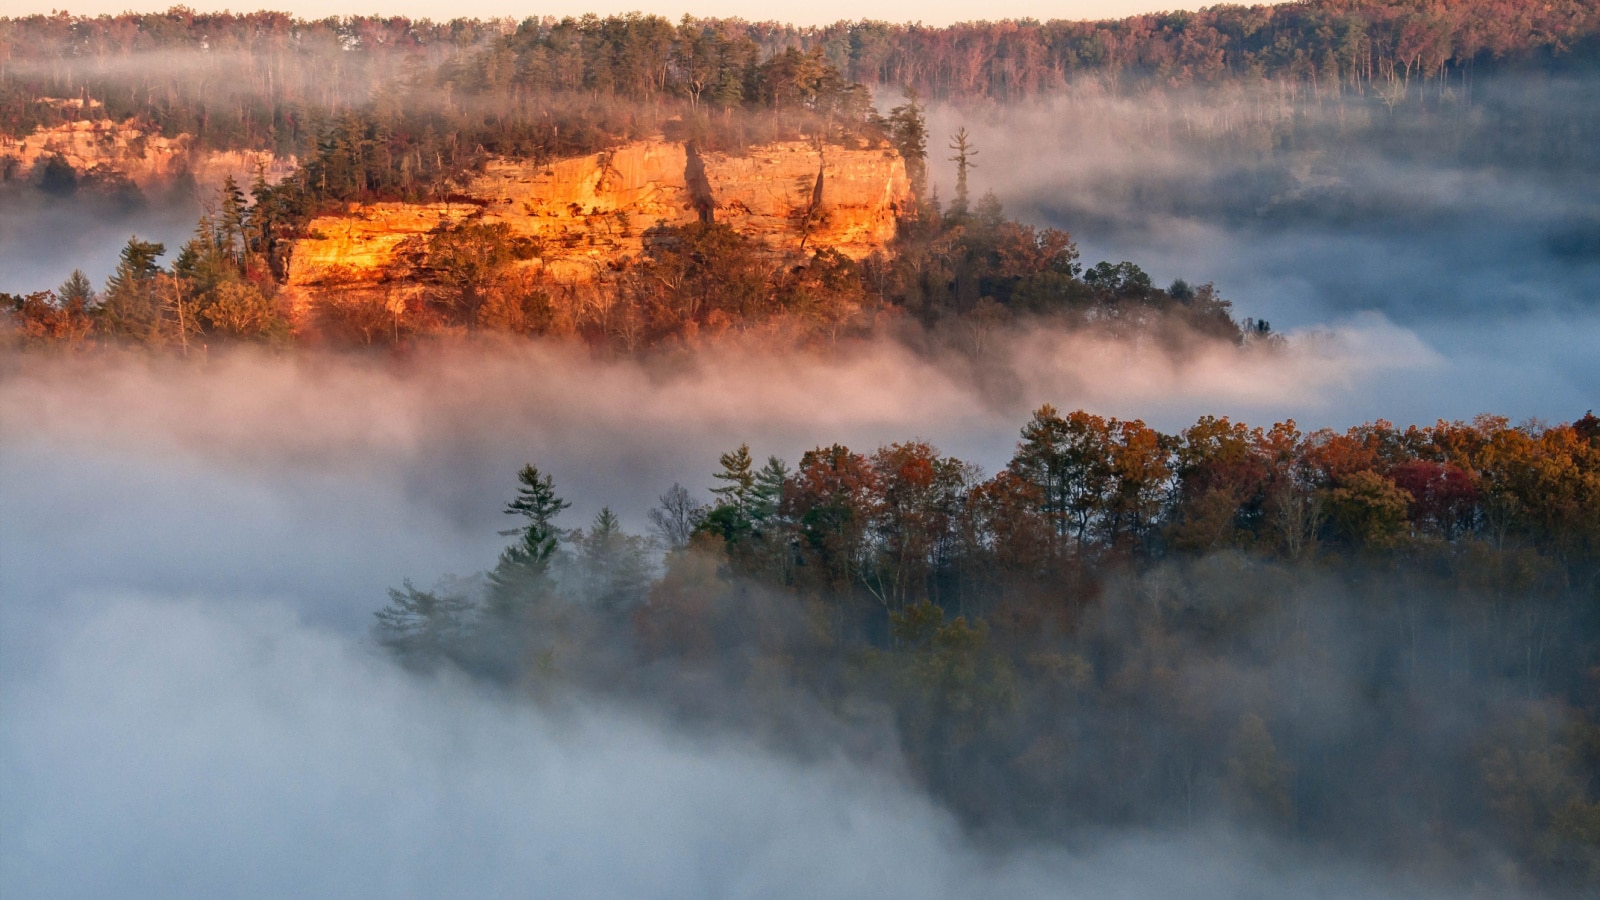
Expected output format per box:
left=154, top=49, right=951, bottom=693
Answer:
left=2, top=594, right=1457, bottom=899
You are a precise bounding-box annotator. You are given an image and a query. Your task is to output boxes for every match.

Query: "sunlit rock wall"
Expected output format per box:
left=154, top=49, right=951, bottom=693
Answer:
left=0, top=118, right=293, bottom=189
left=286, top=139, right=911, bottom=291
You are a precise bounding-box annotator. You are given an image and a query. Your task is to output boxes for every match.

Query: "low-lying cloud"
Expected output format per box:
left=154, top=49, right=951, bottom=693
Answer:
left=0, top=186, right=204, bottom=295
left=0, top=330, right=1437, bottom=597
left=927, top=81, right=1600, bottom=425
left=1, top=593, right=1471, bottom=899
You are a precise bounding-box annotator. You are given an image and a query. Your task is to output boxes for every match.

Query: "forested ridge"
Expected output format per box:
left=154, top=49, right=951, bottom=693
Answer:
left=5, top=0, right=1597, bottom=351
left=2, top=118, right=1257, bottom=351
left=379, top=405, right=1600, bottom=892
left=7, top=8, right=1266, bottom=352
left=5, top=0, right=1598, bottom=141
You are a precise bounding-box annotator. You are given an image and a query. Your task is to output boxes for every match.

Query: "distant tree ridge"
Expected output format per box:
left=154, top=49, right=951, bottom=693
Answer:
left=5, top=0, right=1596, bottom=145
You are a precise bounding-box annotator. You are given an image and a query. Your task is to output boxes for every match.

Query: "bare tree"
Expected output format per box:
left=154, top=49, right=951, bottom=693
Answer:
left=649, top=483, right=708, bottom=551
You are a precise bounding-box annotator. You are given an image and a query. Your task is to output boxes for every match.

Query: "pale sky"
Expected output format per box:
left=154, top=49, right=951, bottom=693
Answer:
left=12, top=0, right=1217, bottom=28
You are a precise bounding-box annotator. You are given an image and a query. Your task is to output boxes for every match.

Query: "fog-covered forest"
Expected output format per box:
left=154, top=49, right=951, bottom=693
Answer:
left=371, top=406, right=1600, bottom=890
left=3, top=0, right=1599, bottom=896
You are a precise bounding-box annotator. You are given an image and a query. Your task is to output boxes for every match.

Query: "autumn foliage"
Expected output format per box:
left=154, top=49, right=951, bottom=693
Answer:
left=378, top=406, right=1600, bottom=890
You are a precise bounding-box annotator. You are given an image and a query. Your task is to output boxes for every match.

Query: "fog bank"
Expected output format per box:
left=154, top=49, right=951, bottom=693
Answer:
left=0, top=594, right=1467, bottom=899
left=0, top=336, right=1569, bottom=898
left=0, top=330, right=1441, bottom=633
left=0, top=187, right=204, bottom=295
left=928, top=84, right=1600, bottom=426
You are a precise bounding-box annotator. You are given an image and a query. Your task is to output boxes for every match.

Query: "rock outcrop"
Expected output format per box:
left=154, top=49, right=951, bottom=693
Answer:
left=286, top=139, right=911, bottom=289
left=290, top=203, right=470, bottom=285
left=1, top=117, right=293, bottom=189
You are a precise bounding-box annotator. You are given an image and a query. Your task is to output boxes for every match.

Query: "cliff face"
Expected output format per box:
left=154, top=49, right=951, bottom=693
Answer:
left=0, top=118, right=293, bottom=189
left=287, top=139, right=911, bottom=289
left=289, top=203, right=472, bottom=285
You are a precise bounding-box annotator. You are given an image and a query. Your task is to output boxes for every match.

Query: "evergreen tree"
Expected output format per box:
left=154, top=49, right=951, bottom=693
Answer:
left=217, top=175, right=249, bottom=265
left=96, top=237, right=168, bottom=343
left=174, top=214, right=237, bottom=294
left=373, top=579, right=474, bottom=671
left=973, top=190, right=1005, bottom=232
left=246, top=164, right=285, bottom=274
left=947, top=127, right=978, bottom=218
left=1007, top=404, right=1114, bottom=548
left=104, top=237, right=165, bottom=295
left=710, top=443, right=757, bottom=510
left=486, top=464, right=571, bottom=622
left=574, top=507, right=653, bottom=614
left=888, top=90, right=929, bottom=199
left=56, top=269, right=96, bottom=313
left=749, top=455, right=790, bottom=527
left=702, top=443, right=759, bottom=544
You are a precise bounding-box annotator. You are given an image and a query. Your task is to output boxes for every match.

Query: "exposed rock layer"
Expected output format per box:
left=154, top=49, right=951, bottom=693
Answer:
left=1, top=118, right=293, bottom=189
left=287, top=139, right=911, bottom=289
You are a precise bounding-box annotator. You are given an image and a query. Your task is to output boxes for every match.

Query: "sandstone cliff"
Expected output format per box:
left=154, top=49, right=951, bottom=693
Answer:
left=0, top=117, right=294, bottom=190
left=286, top=139, right=911, bottom=290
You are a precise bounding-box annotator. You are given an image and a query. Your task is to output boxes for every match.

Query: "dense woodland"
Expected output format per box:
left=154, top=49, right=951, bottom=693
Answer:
left=376, top=406, right=1600, bottom=892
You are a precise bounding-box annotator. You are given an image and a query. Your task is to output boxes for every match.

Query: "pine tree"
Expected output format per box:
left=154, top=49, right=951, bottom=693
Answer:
left=104, top=237, right=165, bottom=295
left=373, top=579, right=474, bottom=670
left=246, top=163, right=277, bottom=271
left=56, top=269, right=96, bottom=313
left=97, top=237, right=167, bottom=342
left=217, top=175, right=249, bottom=266
left=749, top=455, right=790, bottom=527
left=174, top=214, right=236, bottom=293
left=575, top=507, right=653, bottom=614
left=710, top=443, right=756, bottom=510
left=486, top=464, right=570, bottom=622
left=888, top=90, right=929, bottom=199
left=974, top=190, right=1004, bottom=232
left=1007, top=405, right=1114, bottom=548
left=948, top=127, right=978, bottom=218
left=700, top=443, right=761, bottom=546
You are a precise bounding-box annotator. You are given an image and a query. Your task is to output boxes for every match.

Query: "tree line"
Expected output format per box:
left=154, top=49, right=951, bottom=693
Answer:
left=2, top=172, right=288, bottom=349
left=2, top=11, right=888, bottom=164
left=377, top=406, right=1600, bottom=893
left=5, top=0, right=1596, bottom=140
